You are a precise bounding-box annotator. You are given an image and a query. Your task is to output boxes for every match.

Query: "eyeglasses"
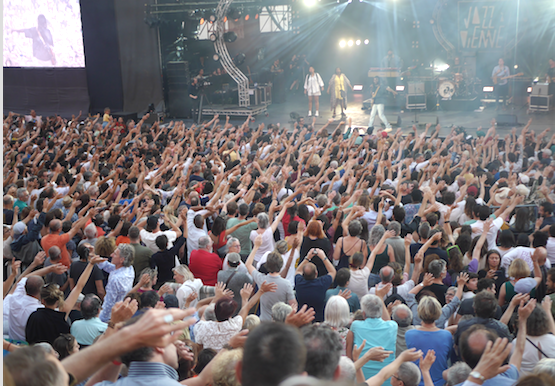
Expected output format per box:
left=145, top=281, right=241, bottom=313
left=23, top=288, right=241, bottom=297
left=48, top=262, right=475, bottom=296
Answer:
left=392, top=375, right=402, bottom=382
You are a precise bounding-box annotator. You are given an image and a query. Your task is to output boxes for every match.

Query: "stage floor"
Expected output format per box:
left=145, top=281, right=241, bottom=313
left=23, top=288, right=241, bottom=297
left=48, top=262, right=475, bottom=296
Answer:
left=186, top=93, right=554, bottom=136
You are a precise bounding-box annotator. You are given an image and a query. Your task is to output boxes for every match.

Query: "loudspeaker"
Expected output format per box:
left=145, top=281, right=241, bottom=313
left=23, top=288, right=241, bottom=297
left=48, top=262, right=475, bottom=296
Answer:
left=496, top=114, right=518, bottom=126
left=408, top=82, right=425, bottom=94
left=532, top=83, right=549, bottom=96
left=418, top=115, right=439, bottom=125
left=167, top=90, right=192, bottom=118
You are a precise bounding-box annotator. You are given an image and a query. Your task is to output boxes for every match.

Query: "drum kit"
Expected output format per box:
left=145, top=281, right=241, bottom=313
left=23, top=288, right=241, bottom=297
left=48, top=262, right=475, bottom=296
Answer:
left=437, top=69, right=480, bottom=99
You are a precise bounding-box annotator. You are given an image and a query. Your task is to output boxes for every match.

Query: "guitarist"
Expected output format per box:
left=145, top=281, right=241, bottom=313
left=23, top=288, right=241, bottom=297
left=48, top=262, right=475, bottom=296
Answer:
left=491, top=58, right=510, bottom=110
left=367, top=76, right=397, bottom=134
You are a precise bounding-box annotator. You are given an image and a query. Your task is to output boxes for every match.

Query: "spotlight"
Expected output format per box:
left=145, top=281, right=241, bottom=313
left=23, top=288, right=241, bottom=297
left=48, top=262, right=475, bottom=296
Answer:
left=304, top=0, right=317, bottom=6
left=234, top=53, right=246, bottom=66
left=245, top=14, right=250, bottom=21
left=213, top=53, right=220, bottom=61
left=348, top=40, right=353, bottom=46
left=353, top=85, right=363, bottom=91
left=223, top=16, right=228, bottom=22
left=396, top=85, right=405, bottom=91
left=347, top=0, right=352, bottom=3
left=364, top=39, right=369, bottom=45
left=255, top=13, right=259, bottom=19
left=209, top=14, right=217, bottom=23
left=355, top=40, right=361, bottom=45
left=483, top=86, right=494, bottom=93
left=200, top=18, right=205, bottom=25
left=339, top=40, right=346, bottom=48
left=514, top=64, right=518, bottom=69
left=209, top=33, right=218, bottom=42
left=527, top=87, right=532, bottom=93
left=224, top=31, right=237, bottom=43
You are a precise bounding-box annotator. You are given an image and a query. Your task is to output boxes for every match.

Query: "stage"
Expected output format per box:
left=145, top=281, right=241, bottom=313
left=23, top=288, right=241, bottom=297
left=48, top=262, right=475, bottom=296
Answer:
left=188, top=92, right=554, bottom=137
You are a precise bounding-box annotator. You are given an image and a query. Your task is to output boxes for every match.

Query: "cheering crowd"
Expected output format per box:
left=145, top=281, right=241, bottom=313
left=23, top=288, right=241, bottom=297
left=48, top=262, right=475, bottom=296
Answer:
left=3, top=110, right=555, bottom=386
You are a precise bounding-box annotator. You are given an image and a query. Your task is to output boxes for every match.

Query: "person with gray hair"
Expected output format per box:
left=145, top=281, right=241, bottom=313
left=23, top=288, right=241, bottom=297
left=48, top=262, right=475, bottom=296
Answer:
left=392, top=304, right=415, bottom=357
left=386, top=221, right=406, bottom=265
left=78, top=223, right=98, bottom=247
left=189, top=235, right=223, bottom=286
left=97, top=244, right=136, bottom=322
left=446, top=361, right=472, bottom=386
left=367, top=224, right=395, bottom=288
left=338, top=356, right=356, bottom=382
left=249, top=204, right=290, bottom=265
left=222, top=238, right=249, bottom=274
left=347, top=293, right=397, bottom=380
left=14, top=187, right=29, bottom=210
left=532, top=358, right=555, bottom=378
left=271, top=302, right=292, bottom=322
left=217, top=251, right=253, bottom=314
left=393, top=362, right=421, bottom=386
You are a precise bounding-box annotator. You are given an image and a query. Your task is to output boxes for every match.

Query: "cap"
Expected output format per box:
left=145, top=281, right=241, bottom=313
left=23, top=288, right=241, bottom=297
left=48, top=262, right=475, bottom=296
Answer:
left=467, top=185, right=478, bottom=197
left=146, top=216, right=159, bottom=231
left=13, top=222, right=26, bottom=237
left=518, top=174, right=530, bottom=185
left=514, top=277, right=537, bottom=294
left=227, top=253, right=241, bottom=264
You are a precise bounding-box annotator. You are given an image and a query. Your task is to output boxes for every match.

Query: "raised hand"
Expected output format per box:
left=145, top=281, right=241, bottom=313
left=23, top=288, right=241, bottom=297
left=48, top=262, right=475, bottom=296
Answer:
left=337, top=288, right=352, bottom=300
left=421, top=272, right=434, bottom=287
left=260, top=281, right=278, bottom=294
left=111, top=297, right=139, bottom=325
left=457, top=272, right=469, bottom=287
left=285, top=304, right=315, bottom=327
left=420, top=349, right=436, bottom=372
left=352, top=340, right=366, bottom=361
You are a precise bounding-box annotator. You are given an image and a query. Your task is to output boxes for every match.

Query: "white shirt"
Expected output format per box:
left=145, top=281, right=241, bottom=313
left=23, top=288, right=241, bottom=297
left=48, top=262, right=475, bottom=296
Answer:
left=250, top=228, right=275, bottom=264
left=186, top=209, right=208, bottom=259
left=304, top=73, right=324, bottom=95
left=501, top=246, right=551, bottom=272
left=139, top=229, right=177, bottom=253
left=347, top=267, right=371, bottom=300
left=256, top=249, right=299, bottom=288
left=8, top=278, right=44, bottom=340
left=546, top=237, right=555, bottom=265
left=194, top=315, right=243, bottom=351
left=369, top=279, right=415, bottom=301
left=175, top=279, right=204, bottom=309
left=470, top=216, right=504, bottom=251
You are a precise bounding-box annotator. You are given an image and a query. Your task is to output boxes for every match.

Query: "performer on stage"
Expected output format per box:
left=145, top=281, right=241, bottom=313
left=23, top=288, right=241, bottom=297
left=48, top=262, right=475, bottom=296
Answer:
left=382, top=50, right=402, bottom=69
left=367, top=76, right=397, bottom=133
left=492, top=58, right=510, bottom=110
left=327, top=68, right=352, bottom=119
left=304, top=66, right=324, bottom=117
left=188, top=77, right=200, bottom=121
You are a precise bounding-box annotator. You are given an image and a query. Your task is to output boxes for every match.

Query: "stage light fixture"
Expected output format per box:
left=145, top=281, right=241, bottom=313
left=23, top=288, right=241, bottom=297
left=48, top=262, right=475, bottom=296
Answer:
left=209, top=33, right=218, bottom=42
left=200, top=18, right=205, bottom=25
left=339, top=40, right=346, bottom=48
left=255, top=13, right=259, bottom=19
left=483, top=86, right=494, bottom=92
left=514, top=64, right=518, bottom=69
left=347, top=0, right=352, bottom=3
left=223, top=16, right=228, bottom=22
left=364, top=39, right=369, bottom=45
left=527, top=87, right=532, bottom=93
left=348, top=40, right=353, bottom=46
left=209, top=14, right=217, bottom=23
left=355, top=40, right=361, bottom=45
left=234, top=53, right=246, bottom=66
left=353, top=85, right=363, bottom=91
left=396, top=85, right=405, bottom=91
left=224, top=31, right=237, bottom=43
left=304, top=0, right=317, bottom=6
left=213, top=53, right=220, bottom=61
left=245, top=14, right=250, bottom=21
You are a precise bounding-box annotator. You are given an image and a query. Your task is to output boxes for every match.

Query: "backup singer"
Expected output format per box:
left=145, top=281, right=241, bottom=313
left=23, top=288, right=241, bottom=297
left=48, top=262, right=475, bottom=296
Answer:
left=304, top=67, right=324, bottom=117
left=327, top=68, right=352, bottom=119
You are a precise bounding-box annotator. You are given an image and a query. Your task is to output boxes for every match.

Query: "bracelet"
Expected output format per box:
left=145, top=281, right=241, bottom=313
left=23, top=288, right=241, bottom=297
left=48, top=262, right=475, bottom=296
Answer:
left=107, top=321, right=116, bottom=329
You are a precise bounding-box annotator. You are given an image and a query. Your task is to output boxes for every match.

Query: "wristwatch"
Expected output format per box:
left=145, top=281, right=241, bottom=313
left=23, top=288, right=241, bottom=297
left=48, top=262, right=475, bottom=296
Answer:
left=469, top=371, right=485, bottom=381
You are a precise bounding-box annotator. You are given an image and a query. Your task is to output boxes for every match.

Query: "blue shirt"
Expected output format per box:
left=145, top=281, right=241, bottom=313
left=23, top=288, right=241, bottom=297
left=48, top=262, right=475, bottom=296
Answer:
left=405, top=329, right=453, bottom=386
left=98, top=262, right=135, bottom=322
left=350, top=318, right=398, bottom=384
left=492, top=65, right=510, bottom=86
left=455, top=364, right=518, bottom=386
left=94, top=362, right=181, bottom=386
left=70, top=317, right=107, bottom=346
left=295, top=274, right=333, bottom=322
left=325, top=286, right=360, bottom=313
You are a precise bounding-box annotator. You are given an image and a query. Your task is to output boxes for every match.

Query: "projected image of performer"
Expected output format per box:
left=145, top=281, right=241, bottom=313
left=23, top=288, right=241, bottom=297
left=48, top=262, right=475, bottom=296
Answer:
left=13, top=14, right=56, bottom=65
left=327, top=68, right=352, bottom=119
left=304, top=66, right=324, bottom=117
left=367, top=76, right=397, bottom=133
left=492, top=58, right=510, bottom=110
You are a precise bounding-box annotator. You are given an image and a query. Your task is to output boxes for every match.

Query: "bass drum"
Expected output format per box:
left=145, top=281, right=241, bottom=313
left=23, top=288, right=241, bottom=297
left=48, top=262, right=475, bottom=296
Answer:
left=438, top=80, right=456, bottom=98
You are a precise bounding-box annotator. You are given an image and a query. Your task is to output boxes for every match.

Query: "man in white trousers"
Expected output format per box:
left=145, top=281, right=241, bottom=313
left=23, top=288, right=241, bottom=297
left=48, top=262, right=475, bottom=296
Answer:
left=368, top=76, right=397, bottom=133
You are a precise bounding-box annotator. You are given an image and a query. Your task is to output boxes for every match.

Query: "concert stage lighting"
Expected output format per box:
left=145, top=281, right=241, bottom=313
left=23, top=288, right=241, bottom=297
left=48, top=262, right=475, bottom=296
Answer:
left=213, top=53, right=220, bottom=61
left=364, top=39, right=369, bottom=45
left=355, top=40, right=361, bottom=45
left=304, top=0, right=317, bottom=6
left=224, top=31, right=237, bottom=43
left=527, top=87, right=532, bottom=93
left=483, top=86, right=494, bottom=93
left=353, top=85, right=363, bottom=91
left=245, top=14, right=250, bottom=21
left=348, top=40, right=353, bottom=46
left=200, top=18, right=205, bottom=25
left=339, top=40, right=346, bottom=48
left=396, top=85, right=405, bottom=91
left=209, top=14, right=217, bottom=23
left=514, top=65, right=518, bottom=69
left=209, top=33, right=218, bottom=42
left=234, top=53, right=246, bottom=65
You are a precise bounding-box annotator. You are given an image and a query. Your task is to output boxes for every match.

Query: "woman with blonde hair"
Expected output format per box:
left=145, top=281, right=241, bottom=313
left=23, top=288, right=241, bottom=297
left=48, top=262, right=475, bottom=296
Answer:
left=498, top=258, right=540, bottom=306
left=323, top=295, right=351, bottom=355
left=94, top=236, right=116, bottom=258
left=299, top=219, right=332, bottom=277
left=173, top=264, right=203, bottom=309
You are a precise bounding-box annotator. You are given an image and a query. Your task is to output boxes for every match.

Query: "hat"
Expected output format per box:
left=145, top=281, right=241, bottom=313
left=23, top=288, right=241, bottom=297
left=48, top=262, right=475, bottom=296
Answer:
left=518, top=174, right=530, bottom=185
left=227, top=253, right=241, bottom=264
left=543, top=149, right=552, bottom=157
left=494, top=187, right=511, bottom=205
left=13, top=222, right=26, bottom=237
left=515, top=184, right=530, bottom=198
left=163, top=294, right=179, bottom=309
left=514, top=277, right=537, bottom=294
left=62, top=196, right=73, bottom=208
left=467, top=185, right=478, bottom=197
left=146, top=216, right=159, bottom=231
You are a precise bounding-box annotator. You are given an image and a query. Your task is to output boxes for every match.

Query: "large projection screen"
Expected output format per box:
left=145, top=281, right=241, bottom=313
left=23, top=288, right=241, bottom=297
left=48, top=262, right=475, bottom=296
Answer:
left=3, top=0, right=85, bottom=68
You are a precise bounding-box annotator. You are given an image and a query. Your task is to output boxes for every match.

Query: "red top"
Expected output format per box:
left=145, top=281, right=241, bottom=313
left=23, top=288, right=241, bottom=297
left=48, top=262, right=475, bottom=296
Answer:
left=41, top=233, right=71, bottom=268
left=188, top=249, right=223, bottom=286
left=282, top=211, right=306, bottom=237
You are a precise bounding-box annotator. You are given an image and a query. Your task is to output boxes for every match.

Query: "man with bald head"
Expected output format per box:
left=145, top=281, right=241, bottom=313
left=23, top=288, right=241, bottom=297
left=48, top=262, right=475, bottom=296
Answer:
left=295, top=248, right=336, bottom=322
left=8, top=275, right=44, bottom=340
left=41, top=210, right=95, bottom=268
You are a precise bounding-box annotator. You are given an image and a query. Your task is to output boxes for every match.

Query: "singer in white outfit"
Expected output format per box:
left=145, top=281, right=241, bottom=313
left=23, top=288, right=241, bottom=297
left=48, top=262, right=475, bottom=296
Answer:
left=304, top=67, right=324, bottom=117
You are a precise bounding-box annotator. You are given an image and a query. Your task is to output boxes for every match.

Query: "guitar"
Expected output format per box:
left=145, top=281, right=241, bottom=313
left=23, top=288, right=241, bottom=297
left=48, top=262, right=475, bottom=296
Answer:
left=493, top=72, right=523, bottom=85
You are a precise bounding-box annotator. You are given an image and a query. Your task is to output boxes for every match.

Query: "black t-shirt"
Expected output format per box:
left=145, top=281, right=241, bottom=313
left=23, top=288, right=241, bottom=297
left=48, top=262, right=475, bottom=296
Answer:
left=401, top=195, right=413, bottom=205
left=4, top=209, right=14, bottom=225
left=299, top=237, right=332, bottom=277
left=188, top=83, right=199, bottom=98
left=458, top=297, right=503, bottom=319
left=370, top=83, right=389, bottom=105
left=422, top=283, right=448, bottom=306
left=425, top=247, right=449, bottom=263
left=25, top=308, right=70, bottom=345
left=69, top=260, right=104, bottom=296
